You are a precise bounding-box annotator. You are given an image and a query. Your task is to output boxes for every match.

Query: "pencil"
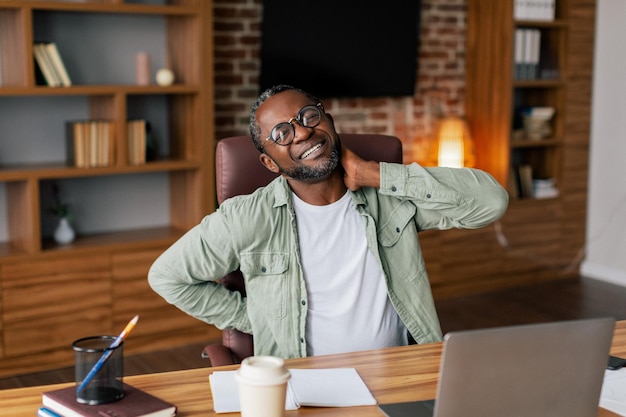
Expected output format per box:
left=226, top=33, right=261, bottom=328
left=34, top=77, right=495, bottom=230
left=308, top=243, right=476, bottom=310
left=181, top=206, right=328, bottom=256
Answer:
left=76, top=315, right=139, bottom=394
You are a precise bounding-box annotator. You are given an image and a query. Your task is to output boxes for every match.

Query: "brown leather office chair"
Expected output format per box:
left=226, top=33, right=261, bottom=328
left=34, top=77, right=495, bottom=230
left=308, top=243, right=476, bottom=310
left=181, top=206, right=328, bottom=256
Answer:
left=202, top=133, right=403, bottom=366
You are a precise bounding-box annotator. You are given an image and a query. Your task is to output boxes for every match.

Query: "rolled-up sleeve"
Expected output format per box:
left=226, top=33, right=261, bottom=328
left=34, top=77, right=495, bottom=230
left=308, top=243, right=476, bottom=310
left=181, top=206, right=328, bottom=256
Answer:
left=379, top=162, right=509, bottom=230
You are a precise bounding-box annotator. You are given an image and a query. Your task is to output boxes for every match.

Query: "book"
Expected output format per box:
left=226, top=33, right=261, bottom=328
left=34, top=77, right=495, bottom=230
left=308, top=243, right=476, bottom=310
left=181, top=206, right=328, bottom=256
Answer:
left=518, top=164, right=534, bottom=199
left=45, top=42, right=72, bottom=86
left=37, top=407, right=63, bottom=417
left=209, top=367, right=377, bottom=413
left=42, top=383, right=176, bottom=417
left=33, top=43, right=61, bottom=87
left=514, top=0, right=555, bottom=21
left=66, top=120, right=115, bottom=168
left=127, top=119, right=147, bottom=165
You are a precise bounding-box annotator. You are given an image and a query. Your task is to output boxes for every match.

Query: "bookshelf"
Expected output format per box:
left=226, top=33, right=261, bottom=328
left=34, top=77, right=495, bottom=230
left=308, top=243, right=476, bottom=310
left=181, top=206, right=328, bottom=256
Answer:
left=436, top=0, right=595, bottom=299
left=466, top=0, right=567, bottom=201
left=0, top=1, right=218, bottom=377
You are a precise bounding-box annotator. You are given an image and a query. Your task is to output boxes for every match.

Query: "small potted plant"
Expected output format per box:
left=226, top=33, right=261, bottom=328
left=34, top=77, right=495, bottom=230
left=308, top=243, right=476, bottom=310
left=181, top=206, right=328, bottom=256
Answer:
left=49, top=183, right=75, bottom=245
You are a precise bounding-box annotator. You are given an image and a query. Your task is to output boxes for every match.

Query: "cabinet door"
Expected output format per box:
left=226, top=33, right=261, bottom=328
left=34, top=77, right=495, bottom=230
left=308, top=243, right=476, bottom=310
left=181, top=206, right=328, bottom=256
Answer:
left=111, top=248, right=219, bottom=354
left=0, top=255, right=111, bottom=376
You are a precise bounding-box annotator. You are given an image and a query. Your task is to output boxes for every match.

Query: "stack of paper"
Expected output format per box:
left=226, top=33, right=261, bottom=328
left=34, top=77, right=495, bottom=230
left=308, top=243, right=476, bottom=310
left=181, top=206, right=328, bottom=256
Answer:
left=600, top=368, right=626, bottom=416
left=209, top=367, right=377, bottom=413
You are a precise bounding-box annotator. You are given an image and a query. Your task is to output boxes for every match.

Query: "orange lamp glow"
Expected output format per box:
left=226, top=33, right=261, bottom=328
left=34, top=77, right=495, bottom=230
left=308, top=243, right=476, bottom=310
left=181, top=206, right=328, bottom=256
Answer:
left=432, top=117, right=475, bottom=168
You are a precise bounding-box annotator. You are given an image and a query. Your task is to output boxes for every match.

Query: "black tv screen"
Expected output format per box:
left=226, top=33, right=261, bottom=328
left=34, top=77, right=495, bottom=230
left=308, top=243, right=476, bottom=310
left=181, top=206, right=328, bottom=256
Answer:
left=260, top=1, right=421, bottom=98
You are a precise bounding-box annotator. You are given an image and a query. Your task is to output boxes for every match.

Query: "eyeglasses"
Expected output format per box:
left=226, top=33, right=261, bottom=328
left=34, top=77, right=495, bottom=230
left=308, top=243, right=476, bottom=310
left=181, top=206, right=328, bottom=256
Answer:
left=263, top=103, right=324, bottom=146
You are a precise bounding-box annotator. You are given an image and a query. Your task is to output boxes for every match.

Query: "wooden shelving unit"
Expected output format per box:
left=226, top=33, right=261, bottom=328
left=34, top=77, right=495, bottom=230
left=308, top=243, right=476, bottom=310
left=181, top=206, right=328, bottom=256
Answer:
left=423, top=0, right=595, bottom=299
left=0, top=0, right=218, bottom=377
left=466, top=0, right=568, bottom=201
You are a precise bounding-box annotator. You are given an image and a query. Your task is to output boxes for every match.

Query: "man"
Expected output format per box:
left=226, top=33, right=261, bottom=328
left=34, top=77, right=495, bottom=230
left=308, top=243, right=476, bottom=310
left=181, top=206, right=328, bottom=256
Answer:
left=148, top=85, right=508, bottom=358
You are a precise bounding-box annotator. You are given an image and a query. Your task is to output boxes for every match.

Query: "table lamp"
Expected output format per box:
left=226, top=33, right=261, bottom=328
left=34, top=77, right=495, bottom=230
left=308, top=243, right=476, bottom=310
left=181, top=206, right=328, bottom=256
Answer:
left=432, top=116, right=475, bottom=168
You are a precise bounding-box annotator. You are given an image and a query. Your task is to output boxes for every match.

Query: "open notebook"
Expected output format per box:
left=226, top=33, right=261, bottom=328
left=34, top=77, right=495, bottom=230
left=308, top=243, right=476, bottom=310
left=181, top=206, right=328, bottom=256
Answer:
left=210, top=367, right=376, bottom=412
left=379, top=317, right=615, bottom=417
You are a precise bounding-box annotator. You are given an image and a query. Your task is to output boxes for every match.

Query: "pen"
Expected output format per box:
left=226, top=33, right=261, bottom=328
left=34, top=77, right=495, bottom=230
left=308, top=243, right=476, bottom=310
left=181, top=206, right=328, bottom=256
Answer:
left=76, top=315, right=139, bottom=394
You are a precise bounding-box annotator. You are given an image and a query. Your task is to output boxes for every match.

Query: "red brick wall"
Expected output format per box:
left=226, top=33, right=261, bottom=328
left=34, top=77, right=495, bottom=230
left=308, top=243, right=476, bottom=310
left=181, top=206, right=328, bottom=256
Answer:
left=213, top=0, right=466, bottom=163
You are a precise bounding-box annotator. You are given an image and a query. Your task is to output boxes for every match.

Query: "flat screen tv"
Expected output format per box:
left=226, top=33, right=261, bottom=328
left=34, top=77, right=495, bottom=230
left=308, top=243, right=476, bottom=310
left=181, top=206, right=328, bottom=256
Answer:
left=260, top=1, right=422, bottom=98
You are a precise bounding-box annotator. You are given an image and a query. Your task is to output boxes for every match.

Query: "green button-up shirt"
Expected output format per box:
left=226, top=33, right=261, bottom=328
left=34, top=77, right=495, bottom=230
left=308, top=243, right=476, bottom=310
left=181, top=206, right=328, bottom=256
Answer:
left=148, top=162, right=508, bottom=358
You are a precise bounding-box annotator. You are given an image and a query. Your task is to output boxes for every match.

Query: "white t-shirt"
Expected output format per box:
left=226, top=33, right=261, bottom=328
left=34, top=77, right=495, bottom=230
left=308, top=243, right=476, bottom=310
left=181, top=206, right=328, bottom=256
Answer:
left=292, top=191, right=408, bottom=356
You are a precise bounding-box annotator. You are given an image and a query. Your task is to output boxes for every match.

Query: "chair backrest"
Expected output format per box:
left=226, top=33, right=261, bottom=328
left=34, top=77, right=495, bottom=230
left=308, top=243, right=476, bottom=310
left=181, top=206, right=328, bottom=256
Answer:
left=213, top=133, right=403, bottom=362
left=215, top=133, right=403, bottom=205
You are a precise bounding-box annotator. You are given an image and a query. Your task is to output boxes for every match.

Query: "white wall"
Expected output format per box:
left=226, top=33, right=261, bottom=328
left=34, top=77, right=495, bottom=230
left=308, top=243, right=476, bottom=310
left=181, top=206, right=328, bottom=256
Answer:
left=581, top=0, right=626, bottom=286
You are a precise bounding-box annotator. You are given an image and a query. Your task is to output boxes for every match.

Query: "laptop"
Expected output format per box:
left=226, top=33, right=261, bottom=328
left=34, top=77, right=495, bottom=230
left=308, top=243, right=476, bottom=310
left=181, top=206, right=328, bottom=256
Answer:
left=379, top=317, right=615, bottom=417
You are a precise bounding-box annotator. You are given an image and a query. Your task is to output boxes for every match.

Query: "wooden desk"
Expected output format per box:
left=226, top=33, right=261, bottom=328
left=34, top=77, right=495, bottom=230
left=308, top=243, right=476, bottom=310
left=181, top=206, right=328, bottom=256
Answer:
left=3, top=320, right=626, bottom=417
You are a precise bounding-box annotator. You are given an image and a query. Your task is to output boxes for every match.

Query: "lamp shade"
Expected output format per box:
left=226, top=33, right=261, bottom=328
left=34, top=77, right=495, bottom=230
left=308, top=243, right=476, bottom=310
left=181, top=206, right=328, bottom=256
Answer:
left=431, top=117, right=475, bottom=168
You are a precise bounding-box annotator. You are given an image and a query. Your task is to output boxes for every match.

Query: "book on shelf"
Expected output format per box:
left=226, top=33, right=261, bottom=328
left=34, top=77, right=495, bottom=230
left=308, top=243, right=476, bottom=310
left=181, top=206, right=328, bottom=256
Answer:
left=513, top=28, right=541, bottom=81
left=514, top=0, right=555, bottom=21
left=517, top=164, right=534, bottom=199
left=533, top=177, right=559, bottom=199
left=33, top=42, right=72, bottom=87
left=127, top=119, right=147, bottom=165
left=45, top=42, right=72, bottom=86
left=41, top=383, right=176, bottom=417
left=66, top=120, right=115, bottom=168
left=33, top=43, right=61, bottom=87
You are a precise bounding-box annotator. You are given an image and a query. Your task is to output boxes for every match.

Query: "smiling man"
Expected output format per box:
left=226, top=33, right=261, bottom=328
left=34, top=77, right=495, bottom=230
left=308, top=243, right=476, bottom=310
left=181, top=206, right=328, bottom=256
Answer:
left=148, top=85, right=509, bottom=359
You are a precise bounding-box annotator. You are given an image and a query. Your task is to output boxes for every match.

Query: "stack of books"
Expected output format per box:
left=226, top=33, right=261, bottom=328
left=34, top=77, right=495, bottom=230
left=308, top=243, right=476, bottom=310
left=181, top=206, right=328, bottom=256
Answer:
left=38, top=383, right=176, bottom=417
left=513, top=28, right=541, bottom=80
left=67, top=120, right=115, bottom=168
left=127, top=119, right=147, bottom=165
left=514, top=0, right=556, bottom=21
left=533, top=178, right=559, bottom=199
left=33, top=42, right=72, bottom=87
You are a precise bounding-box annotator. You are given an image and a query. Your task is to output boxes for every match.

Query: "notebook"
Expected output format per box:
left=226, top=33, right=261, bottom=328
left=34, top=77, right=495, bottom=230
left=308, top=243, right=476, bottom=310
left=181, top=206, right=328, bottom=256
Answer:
left=379, top=317, right=615, bottom=417
left=41, top=383, right=176, bottom=417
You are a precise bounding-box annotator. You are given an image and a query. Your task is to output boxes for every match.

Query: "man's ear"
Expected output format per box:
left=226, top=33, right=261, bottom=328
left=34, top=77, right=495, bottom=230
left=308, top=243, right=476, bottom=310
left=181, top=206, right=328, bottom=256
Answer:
left=325, top=112, right=335, bottom=127
left=259, top=153, right=280, bottom=174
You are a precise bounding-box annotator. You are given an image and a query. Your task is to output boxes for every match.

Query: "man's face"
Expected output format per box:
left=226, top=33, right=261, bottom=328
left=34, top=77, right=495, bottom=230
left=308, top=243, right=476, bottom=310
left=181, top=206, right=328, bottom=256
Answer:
left=256, top=90, right=341, bottom=182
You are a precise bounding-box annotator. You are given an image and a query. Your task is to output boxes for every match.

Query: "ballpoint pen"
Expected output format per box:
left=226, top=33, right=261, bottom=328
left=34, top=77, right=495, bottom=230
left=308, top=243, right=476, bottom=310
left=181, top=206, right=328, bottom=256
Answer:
left=76, top=315, right=139, bottom=394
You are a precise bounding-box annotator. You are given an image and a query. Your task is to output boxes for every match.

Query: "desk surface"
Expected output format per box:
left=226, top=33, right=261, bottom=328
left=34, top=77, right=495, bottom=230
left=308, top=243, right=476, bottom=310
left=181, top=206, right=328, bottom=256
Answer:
left=3, top=320, right=626, bottom=417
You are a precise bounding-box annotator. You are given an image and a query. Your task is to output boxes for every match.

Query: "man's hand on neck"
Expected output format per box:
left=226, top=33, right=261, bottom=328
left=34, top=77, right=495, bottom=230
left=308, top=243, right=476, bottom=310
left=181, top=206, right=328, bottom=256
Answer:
left=342, top=147, right=381, bottom=191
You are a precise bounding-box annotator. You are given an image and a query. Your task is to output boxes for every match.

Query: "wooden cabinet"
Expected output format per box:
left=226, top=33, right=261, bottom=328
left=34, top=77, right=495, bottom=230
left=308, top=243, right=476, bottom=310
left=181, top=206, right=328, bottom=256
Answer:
left=425, top=0, right=596, bottom=299
left=0, top=255, right=112, bottom=376
left=466, top=0, right=568, bottom=201
left=0, top=0, right=218, bottom=377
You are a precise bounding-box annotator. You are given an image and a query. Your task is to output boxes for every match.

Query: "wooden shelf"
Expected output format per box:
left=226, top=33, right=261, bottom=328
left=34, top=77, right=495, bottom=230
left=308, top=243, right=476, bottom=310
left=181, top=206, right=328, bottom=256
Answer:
left=466, top=0, right=568, bottom=200
left=40, top=225, right=184, bottom=254
left=0, top=160, right=202, bottom=181
left=0, top=0, right=215, bottom=377
left=513, top=79, right=565, bottom=88
left=0, top=1, right=198, bottom=16
left=511, top=138, right=563, bottom=148
left=0, top=84, right=200, bottom=96
left=459, top=0, right=596, bottom=298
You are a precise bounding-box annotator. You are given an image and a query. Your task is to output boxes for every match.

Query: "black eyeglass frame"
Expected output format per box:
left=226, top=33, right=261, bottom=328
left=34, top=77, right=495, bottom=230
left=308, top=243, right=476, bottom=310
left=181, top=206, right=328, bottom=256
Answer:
left=262, top=102, right=324, bottom=147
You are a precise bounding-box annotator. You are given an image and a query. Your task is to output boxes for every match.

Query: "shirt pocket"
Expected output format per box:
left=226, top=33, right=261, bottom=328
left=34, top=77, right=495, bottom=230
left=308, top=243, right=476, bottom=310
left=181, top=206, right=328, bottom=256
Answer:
left=377, top=203, right=422, bottom=283
left=240, top=252, right=289, bottom=319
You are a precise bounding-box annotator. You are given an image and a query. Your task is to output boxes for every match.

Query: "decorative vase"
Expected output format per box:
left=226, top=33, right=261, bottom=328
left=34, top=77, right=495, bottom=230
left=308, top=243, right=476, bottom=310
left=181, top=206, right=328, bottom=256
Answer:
left=54, top=217, right=75, bottom=245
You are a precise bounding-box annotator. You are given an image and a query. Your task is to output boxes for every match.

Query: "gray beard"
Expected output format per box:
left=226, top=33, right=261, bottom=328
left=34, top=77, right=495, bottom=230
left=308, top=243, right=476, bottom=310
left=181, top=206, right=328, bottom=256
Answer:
left=278, top=142, right=341, bottom=181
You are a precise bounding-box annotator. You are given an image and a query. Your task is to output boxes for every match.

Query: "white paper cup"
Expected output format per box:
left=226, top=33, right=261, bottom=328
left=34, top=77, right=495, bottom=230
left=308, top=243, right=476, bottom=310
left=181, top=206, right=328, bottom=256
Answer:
left=236, top=356, right=291, bottom=417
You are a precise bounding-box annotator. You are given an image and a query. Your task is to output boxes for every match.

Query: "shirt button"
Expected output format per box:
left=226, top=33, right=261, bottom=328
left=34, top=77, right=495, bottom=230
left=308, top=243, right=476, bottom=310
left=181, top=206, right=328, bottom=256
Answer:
left=396, top=227, right=401, bottom=233
left=261, top=266, right=267, bottom=273
left=301, top=300, right=306, bottom=306
left=300, top=338, right=305, bottom=343
left=391, top=186, right=397, bottom=192
left=426, top=193, right=432, bottom=198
